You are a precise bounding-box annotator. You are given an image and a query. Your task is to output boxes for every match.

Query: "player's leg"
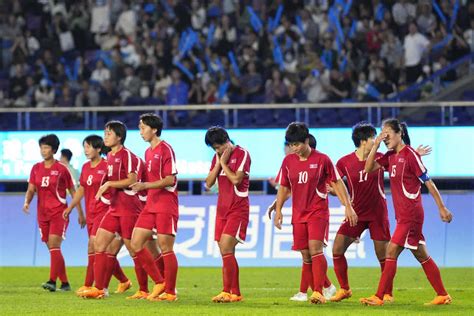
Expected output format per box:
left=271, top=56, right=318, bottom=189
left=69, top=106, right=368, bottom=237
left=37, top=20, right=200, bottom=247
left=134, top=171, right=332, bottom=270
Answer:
left=290, top=250, right=312, bottom=301
left=216, top=233, right=239, bottom=302
left=102, top=238, right=130, bottom=294
left=76, top=236, right=96, bottom=296
left=155, top=233, right=178, bottom=301
left=330, top=233, right=356, bottom=302
left=307, top=218, right=329, bottom=304
left=211, top=218, right=232, bottom=303
left=373, top=239, right=393, bottom=302
left=411, top=243, right=451, bottom=305
left=152, top=237, right=165, bottom=278
left=91, top=228, right=116, bottom=292
left=39, top=220, right=57, bottom=291
left=46, top=215, right=69, bottom=291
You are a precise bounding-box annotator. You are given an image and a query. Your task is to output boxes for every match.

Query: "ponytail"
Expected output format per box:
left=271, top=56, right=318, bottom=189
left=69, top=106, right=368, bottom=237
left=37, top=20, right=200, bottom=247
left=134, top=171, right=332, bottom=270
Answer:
left=400, top=122, right=411, bottom=146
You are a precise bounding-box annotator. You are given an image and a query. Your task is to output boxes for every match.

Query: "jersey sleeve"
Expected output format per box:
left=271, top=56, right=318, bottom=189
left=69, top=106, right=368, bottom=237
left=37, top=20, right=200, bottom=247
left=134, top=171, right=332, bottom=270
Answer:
left=162, top=146, right=178, bottom=177
left=375, top=151, right=390, bottom=170
left=277, top=158, right=290, bottom=187
left=406, top=147, right=429, bottom=182
left=79, top=164, right=86, bottom=187
left=63, top=166, right=75, bottom=190
left=335, top=158, right=346, bottom=179
left=209, top=154, right=217, bottom=171
left=28, top=164, right=37, bottom=185
left=236, top=149, right=250, bottom=175
left=124, top=150, right=139, bottom=175
left=323, top=155, right=340, bottom=183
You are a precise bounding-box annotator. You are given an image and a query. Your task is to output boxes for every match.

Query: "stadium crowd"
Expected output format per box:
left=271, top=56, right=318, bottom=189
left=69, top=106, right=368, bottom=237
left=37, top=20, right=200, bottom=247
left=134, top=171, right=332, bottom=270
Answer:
left=0, top=0, right=473, bottom=126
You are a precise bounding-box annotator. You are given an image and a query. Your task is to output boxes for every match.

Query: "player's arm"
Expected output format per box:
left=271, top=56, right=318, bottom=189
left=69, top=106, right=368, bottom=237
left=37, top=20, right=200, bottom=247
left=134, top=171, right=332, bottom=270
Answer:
left=63, top=185, right=84, bottom=220
left=425, top=179, right=453, bottom=223
left=23, top=183, right=36, bottom=214
left=330, top=179, right=357, bottom=226
left=132, top=175, right=176, bottom=191
left=205, top=156, right=221, bottom=189
left=416, top=145, right=432, bottom=156
left=365, top=132, right=386, bottom=173
left=95, top=172, right=137, bottom=199
left=220, top=148, right=246, bottom=186
left=68, top=186, right=86, bottom=228
left=267, top=188, right=291, bottom=219
left=274, top=185, right=291, bottom=230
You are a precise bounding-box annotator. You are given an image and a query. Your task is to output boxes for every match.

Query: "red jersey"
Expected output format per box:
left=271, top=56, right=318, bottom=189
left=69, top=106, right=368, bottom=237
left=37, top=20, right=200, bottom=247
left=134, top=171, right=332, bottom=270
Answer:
left=277, top=149, right=340, bottom=223
left=137, top=158, right=148, bottom=206
left=144, top=141, right=178, bottom=217
left=29, top=160, right=74, bottom=221
left=79, top=159, right=110, bottom=218
left=376, top=145, right=427, bottom=224
left=210, top=145, right=251, bottom=220
left=106, top=147, right=143, bottom=216
left=336, top=152, right=388, bottom=221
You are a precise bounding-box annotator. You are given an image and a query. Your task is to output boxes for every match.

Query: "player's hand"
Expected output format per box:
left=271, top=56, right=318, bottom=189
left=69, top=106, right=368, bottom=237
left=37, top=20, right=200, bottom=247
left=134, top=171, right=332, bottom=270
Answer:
left=220, top=146, right=232, bottom=165
left=345, top=205, right=358, bottom=227
left=63, top=207, right=72, bottom=220
left=439, top=206, right=453, bottom=223
left=95, top=182, right=109, bottom=200
left=130, top=182, right=147, bottom=192
left=375, top=132, right=387, bottom=146
left=78, top=212, right=86, bottom=228
left=416, top=144, right=432, bottom=156
left=267, top=199, right=277, bottom=220
left=22, top=203, right=30, bottom=214
left=326, top=183, right=337, bottom=196
left=274, top=210, right=283, bottom=230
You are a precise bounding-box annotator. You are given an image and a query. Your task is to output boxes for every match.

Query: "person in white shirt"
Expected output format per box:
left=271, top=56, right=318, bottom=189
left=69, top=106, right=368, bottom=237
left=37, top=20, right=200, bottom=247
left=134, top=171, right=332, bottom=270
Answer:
left=392, top=0, right=416, bottom=27
left=91, top=60, right=111, bottom=85
left=404, top=23, right=430, bottom=84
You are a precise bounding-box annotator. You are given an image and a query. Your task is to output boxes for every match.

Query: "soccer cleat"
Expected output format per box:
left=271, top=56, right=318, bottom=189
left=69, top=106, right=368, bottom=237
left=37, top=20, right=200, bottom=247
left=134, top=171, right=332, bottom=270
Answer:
left=42, top=280, right=56, bottom=292
left=230, top=294, right=243, bottom=302
left=424, top=294, right=452, bottom=305
left=147, top=283, right=166, bottom=301
left=114, top=280, right=132, bottom=294
left=360, top=295, right=384, bottom=306
left=323, top=284, right=337, bottom=300
left=151, top=292, right=178, bottom=302
left=76, top=286, right=91, bottom=296
left=330, top=288, right=352, bottom=302
left=59, top=282, right=71, bottom=291
left=383, top=294, right=394, bottom=303
left=126, top=290, right=149, bottom=300
left=289, top=292, right=308, bottom=302
left=81, top=287, right=106, bottom=299
left=211, top=291, right=232, bottom=303
left=309, top=291, right=326, bottom=304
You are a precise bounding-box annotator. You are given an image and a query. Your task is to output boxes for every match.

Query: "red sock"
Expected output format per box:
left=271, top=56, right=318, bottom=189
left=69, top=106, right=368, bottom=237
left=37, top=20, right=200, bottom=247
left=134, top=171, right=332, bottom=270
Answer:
left=49, top=248, right=60, bottom=282
left=311, top=253, right=327, bottom=293
left=136, top=248, right=164, bottom=284
left=154, top=253, right=165, bottom=279
left=85, top=253, right=95, bottom=287
left=421, top=257, right=448, bottom=296
left=379, top=259, right=393, bottom=295
left=132, top=256, right=149, bottom=292
left=57, top=250, right=68, bottom=283
left=324, top=274, right=332, bottom=288
left=222, top=253, right=236, bottom=293
left=163, top=251, right=178, bottom=295
left=231, top=256, right=241, bottom=296
left=104, top=254, right=117, bottom=289
left=300, top=261, right=313, bottom=293
left=94, top=252, right=107, bottom=290
left=376, top=258, right=397, bottom=299
left=333, top=255, right=349, bottom=290
left=112, top=257, right=128, bottom=283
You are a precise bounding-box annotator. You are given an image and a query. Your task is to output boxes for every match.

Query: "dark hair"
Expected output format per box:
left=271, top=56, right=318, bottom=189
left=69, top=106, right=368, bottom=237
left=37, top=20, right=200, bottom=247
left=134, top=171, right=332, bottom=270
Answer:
left=285, top=122, right=309, bottom=143
left=205, top=126, right=229, bottom=146
left=352, top=122, right=377, bottom=147
left=39, top=134, right=60, bottom=153
left=308, top=133, right=317, bottom=149
left=105, top=120, right=127, bottom=144
left=83, top=134, right=110, bottom=155
left=140, top=113, right=163, bottom=136
left=60, top=149, right=73, bottom=161
left=382, top=118, right=411, bottom=145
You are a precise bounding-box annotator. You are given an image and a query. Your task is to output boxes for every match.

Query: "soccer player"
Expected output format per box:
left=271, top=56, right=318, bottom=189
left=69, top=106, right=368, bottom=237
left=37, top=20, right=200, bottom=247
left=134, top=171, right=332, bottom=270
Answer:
left=82, top=121, right=147, bottom=299
left=268, top=134, right=336, bottom=302
left=60, top=149, right=80, bottom=186
left=360, top=118, right=453, bottom=306
left=63, top=135, right=131, bottom=296
left=205, top=126, right=251, bottom=303
left=23, top=134, right=86, bottom=292
left=130, top=113, right=179, bottom=302
left=273, top=122, right=357, bottom=304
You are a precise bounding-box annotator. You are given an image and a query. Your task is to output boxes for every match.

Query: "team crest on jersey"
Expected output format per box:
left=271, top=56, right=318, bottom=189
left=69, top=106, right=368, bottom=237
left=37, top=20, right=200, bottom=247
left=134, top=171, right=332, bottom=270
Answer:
left=309, top=164, right=318, bottom=169
left=398, top=158, right=405, bottom=163
left=230, top=159, right=237, bottom=164
left=97, top=170, right=105, bottom=174
left=154, top=154, right=160, bottom=159
left=115, top=158, right=121, bottom=162
left=51, top=170, right=59, bottom=175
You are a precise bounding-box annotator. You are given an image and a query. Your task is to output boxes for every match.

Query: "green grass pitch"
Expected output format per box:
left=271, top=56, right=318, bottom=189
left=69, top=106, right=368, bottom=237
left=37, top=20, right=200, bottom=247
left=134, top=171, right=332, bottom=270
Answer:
left=0, top=267, right=472, bottom=315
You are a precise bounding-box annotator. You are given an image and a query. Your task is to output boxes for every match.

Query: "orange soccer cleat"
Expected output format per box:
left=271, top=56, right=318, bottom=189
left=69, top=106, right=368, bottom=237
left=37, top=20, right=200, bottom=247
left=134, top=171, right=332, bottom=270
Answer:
left=383, top=294, right=394, bottom=303
left=330, top=288, right=352, bottom=302
left=147, top=283, right=166, bottom=301
left=360, top=295, right=384, bottom=306
left=211, top=291, right=232, bottom=303
left=424, top=294, right=452, bottom=305
left=76, top=286, right=91, bottom=296
left=309, top=291, right=326, bottom=304
left=151, top=292, right=178, bottom=302
left=126, top=290, right=149, bottom=300
left=230, top=294, right=243, bottom=302
left=114, top=280, right=132, bottom=294
left=81, top=287, right=106, bottom=299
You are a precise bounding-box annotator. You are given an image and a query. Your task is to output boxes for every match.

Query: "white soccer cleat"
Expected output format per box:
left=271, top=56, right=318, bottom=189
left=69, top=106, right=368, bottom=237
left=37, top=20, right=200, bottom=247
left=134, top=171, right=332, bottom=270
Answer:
left=103, top=288, right=110, bottom=298
left=289, top=292, right=308, bottom=301
left=323, top=284, right=337, bottom=300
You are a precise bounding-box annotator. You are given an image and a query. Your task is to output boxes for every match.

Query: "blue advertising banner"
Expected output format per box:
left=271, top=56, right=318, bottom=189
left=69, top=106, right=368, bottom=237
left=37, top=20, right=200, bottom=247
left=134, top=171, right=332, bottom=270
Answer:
left=0, top=194, right=472, bottom=267
left=1, top=127, right=473, bottom=180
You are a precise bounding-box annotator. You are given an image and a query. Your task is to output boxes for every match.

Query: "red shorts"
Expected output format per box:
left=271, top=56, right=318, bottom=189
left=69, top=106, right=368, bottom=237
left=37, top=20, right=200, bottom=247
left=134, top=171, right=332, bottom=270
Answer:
left=391, top=222, right=425, bottom=250
left=86, top=211, right=108, bottom=237
left=215, top=217, right=249, bottom=243
left=337, top=219, right=390, bottom=241
left=99, top=212, right=138, bottom=240
left=134, top=210, right=178, bottom=236
left=292, top=218, right=328, bottom=251
left=38, top=214, right=69, bottom=243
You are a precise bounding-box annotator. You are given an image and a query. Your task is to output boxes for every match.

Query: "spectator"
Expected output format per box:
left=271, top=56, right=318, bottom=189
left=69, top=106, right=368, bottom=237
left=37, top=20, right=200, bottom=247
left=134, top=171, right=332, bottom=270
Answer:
left=91, top=59, right=111, bottom=85
left=9, top=64, right=28, bottom=103
left=464, top=20, right=474, bottom=53
left=153, top=67, right=172, bottom=101
left=99, top=79, right=121, bottom=106
left=240, top=62, right=263, bottom=103
left=75, top=80, right=99, bottom=107
left=265, top=69, right=290, bottom=103
left=416, top=2, right=436, bottom=35
left=34, top=79, right=55, bottom=108
left=115, top=3, right=137, bottom=39
left=56, top=84, right=75, bottom=107
left=404, top=23, right=430, bottom=84
left=166, top=69, right=189, bottom=105
left=191, top=0, right=206, bottom=30
left=327, top=69, right=352, bottom=102
left=215, top=15, right=237, bottom=55
left=118, top=66, right=141, bottom=102
left=392, top=0, right=416, bottom=28
left=373, top=68, right=397, bottom=99
left=302, top=65, right=330, bottom=103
